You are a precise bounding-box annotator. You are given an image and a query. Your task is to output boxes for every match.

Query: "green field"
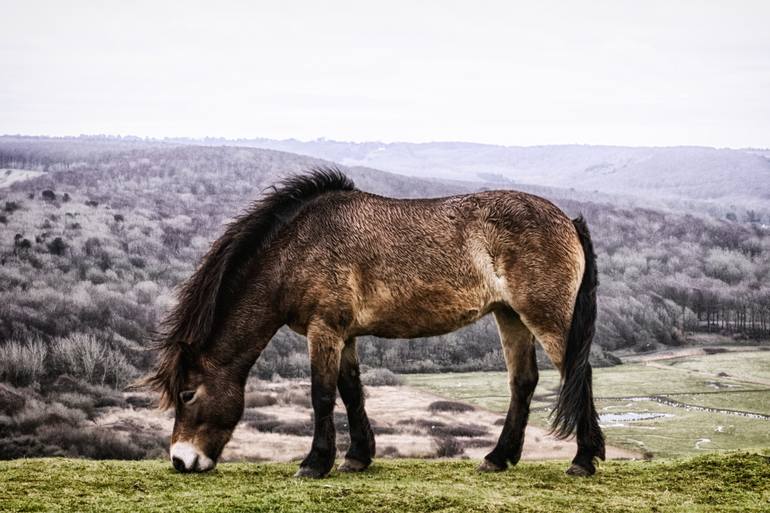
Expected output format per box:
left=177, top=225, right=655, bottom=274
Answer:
left=1, top=454, right=769, bottom=513
left=405, top=350, right=770, bottom=458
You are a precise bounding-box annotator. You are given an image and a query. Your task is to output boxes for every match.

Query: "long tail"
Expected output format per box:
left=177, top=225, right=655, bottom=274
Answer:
left=550, top=216, right=605, bottom=459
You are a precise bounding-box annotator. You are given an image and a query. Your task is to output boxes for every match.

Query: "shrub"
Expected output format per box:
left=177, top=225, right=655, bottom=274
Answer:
left=100, top=350, right=137, bottom=389
left=244, top=392, right=277, bottom=408
left=46, top=237, right=68, bottom=256
left=274, top=421, right=314, bottom=437
left=0, top=384, right=27, bottom=415
left=52, top=375, right=119, bottom=401
left=378, top=445, right=401, bottom=458
left=128, top=256, right=146, bottom=268
left=51, top=333, right=105, bottom=383
left=278, top=390, right=311, bottom=408
left=14, top=400, right=87, bottom=434
left=242, top=410, right=282, bottom=432
left=125, top=394, right=154, bottom=409
left=461, top=438, right=495, bottom=449
left=0, top=340, right=47, bottom=387
left=36, top=424, right=156, bottom=460
left=432, top=435, right=464, bottom=458
left=54, top=392, right=97, bottom=418
left=433, top=424, right=488, bottom=438
left=428, top=400, right=475, bottom=413
left=361, top=368, right=402, bottom=386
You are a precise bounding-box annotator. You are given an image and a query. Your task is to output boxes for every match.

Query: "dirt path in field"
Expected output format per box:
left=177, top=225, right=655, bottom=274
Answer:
left=642, top=360, right=770, bottom=387
left=98, top=382, right=640, bottom=464
left=620, top=346, right=766, bottom=364
left=363, top=385, right=640, bottom=461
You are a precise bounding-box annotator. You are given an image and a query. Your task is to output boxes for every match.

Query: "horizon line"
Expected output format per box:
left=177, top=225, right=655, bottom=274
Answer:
left=0, top=133, right=768, bottom=152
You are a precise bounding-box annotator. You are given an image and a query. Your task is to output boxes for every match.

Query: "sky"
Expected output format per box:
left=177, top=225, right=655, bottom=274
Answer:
left=1, top=1, right=769, bottom=148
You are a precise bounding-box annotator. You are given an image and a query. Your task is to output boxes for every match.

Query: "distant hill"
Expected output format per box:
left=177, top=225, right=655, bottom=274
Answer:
left=172, top=138, right=770, bottom=205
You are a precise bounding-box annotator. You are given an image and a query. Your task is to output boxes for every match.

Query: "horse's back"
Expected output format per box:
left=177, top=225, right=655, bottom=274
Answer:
left=279, top=188, right=583, bottom=341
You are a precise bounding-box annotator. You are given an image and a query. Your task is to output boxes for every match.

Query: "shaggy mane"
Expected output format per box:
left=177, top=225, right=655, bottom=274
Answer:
left=141, top=167, right=355, bottom=408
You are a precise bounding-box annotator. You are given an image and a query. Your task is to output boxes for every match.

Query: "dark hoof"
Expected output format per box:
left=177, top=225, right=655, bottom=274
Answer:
left=338, top=458, right=369, bottom=473
left=565, top=463, right=595, bottom=477
left=477, top=458, right=506, bottom=472
left=294, top=466, right=329, bottom=479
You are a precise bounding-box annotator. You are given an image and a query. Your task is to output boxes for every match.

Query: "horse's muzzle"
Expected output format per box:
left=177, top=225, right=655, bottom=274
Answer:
left=170, top=442, right=215, bottom=473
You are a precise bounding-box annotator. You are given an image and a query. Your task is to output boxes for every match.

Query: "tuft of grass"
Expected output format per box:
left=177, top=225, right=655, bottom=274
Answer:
left=0, top=453, right=768, bottom=512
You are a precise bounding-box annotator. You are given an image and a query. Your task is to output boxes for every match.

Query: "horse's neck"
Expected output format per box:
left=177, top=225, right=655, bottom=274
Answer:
left=214, top=283, right=283, bottom=367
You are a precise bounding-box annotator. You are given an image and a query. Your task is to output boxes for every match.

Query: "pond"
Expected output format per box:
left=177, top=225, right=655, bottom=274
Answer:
left=599, top=412, right=674, bottom=426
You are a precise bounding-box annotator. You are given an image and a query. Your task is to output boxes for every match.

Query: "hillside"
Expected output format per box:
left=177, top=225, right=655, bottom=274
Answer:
left=1, top=454, right=768, bottom=513
left=0, top=137, right=768, bottom=460
left=179, top=138, right=770, bottom=210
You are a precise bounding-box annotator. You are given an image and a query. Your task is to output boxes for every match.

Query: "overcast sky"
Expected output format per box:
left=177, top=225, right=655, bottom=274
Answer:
left=1, top=1, right=768, bottom=147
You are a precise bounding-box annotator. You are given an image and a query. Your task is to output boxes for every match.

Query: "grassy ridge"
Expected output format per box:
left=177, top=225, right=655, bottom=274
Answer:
left=1, top=454, right=769, bottom=512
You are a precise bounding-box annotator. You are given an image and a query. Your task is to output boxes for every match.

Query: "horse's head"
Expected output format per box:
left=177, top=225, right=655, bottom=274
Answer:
left=145, top=345, right=246, bottom=473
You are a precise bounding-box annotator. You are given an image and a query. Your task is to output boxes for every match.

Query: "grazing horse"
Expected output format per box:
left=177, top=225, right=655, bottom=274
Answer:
left=143, top=168, right=605, bottom=478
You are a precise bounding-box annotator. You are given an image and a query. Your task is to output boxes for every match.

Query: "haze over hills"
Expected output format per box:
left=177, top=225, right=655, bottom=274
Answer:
left=170, top=137, right=770, bottom=206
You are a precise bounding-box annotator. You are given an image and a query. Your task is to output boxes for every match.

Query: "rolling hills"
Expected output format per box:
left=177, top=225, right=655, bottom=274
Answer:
left=172, top=137, right=770, bottom=207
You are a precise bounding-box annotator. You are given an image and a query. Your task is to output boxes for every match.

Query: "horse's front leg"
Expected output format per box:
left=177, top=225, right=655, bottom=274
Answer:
left=337, top=337, right=375, bottom=472
left=295, top=320, right=344, bottom=478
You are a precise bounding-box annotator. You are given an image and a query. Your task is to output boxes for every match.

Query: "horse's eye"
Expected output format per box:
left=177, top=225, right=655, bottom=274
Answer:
left=179, top=390, right=196, bottom=404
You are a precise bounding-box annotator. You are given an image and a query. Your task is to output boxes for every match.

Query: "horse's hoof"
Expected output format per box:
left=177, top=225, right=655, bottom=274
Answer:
left=565, top=463, right=594, bottom=477
left=338, top=458, right=369, bottom=473
left=477, top=459, right=506, bottom=472
left=294, top=466, right=328, bottom=479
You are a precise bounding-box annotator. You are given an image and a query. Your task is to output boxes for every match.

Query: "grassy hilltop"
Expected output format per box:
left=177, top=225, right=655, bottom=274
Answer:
left=2, top=454, right=769, bottom=513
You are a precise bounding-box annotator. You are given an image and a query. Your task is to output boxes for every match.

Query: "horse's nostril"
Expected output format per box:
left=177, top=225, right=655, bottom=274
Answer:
left=172, top=456, right=187, bottom=472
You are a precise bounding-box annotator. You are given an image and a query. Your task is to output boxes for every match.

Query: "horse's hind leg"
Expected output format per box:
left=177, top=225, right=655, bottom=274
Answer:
left=337, top=337, right=376, bottom=472
left=295, top=320, right=344, bottom=478
left=479, top=307, right=539, bottom=472
left=519, top=315, right=604, bottom=476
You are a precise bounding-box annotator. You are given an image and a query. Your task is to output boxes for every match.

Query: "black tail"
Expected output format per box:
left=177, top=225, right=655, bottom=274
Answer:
left=550, top=216, right=605, bottom=460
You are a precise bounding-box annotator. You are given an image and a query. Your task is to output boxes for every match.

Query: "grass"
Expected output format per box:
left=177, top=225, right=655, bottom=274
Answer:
left=405, top=350, right=770, bottom=458
left=1, top=454, right=769, bottom=512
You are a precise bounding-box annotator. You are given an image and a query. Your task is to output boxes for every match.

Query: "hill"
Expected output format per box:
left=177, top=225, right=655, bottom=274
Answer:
left=171, top=138, right=770, bottom=209
left=1, top=453, right=768, bottom=512
left=0, top=137, right=768, bottom=460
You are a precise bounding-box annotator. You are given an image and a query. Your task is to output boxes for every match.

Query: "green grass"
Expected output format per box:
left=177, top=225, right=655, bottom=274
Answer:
left=660, top=350, right=770, bottom=383
left=405, top=350, right=770, bottom=458
left=1, top=454, right=769, bottom=512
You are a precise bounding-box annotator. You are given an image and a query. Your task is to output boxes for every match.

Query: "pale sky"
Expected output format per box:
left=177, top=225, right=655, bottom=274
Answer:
left=1, top=1, right=769, bottom=147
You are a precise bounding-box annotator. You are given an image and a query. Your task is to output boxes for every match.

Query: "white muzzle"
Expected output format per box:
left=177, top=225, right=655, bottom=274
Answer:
left=170, top=442, right=215, bottom=472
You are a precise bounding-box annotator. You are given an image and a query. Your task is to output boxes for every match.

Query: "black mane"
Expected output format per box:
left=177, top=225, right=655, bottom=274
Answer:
left=144, top=167, right=355, bottom=407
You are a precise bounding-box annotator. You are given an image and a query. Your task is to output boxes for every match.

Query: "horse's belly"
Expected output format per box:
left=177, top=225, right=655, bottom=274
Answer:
left=350, top=285, right=495, bottom=339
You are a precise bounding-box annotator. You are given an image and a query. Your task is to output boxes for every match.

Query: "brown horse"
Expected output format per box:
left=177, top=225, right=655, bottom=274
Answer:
left=143, top=168, right=605, bottom=478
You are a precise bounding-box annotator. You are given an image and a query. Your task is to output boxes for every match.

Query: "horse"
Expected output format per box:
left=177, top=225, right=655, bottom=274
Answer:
left=142, top=168, right=605, bottom=478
